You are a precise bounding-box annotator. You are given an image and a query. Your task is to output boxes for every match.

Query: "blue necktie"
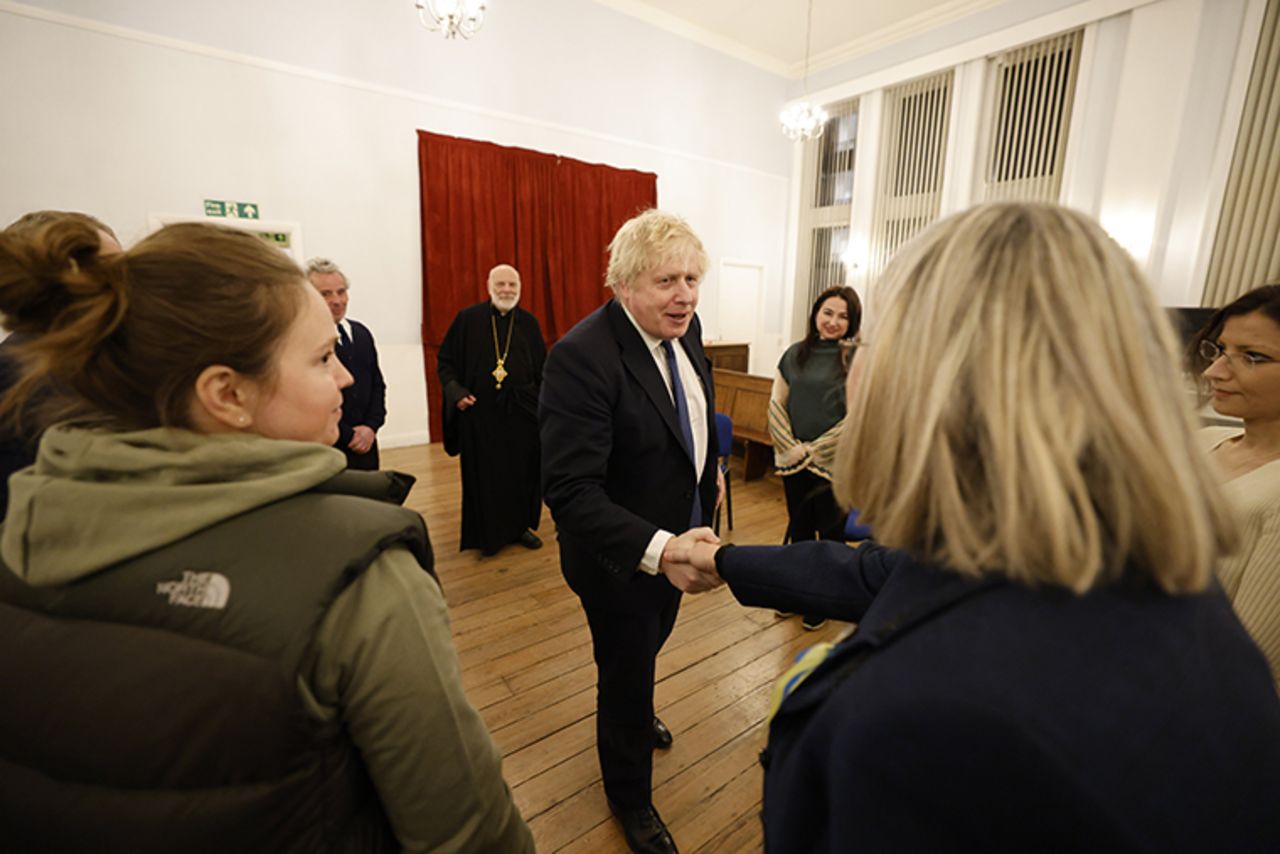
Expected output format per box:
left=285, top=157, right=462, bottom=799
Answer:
left=337, top=323, right=351, bottom=350
left=661, top=340, right=702, bottom=528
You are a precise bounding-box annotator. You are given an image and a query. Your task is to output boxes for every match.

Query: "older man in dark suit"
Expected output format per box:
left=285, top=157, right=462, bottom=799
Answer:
left=307, top=258, right=386, bottom=470
left=540, top=209, right=723, bottom=854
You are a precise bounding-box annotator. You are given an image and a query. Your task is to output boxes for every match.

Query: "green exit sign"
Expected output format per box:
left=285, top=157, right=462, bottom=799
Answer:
left=203, top=199, right=260, bottom=219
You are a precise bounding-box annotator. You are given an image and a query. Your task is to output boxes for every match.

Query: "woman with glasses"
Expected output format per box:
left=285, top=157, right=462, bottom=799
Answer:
left=1193, top=283, right=1280, bottom=691
left=676, top=204, right=1280, bottom=849
left=768, top=285, right=860, bottom=631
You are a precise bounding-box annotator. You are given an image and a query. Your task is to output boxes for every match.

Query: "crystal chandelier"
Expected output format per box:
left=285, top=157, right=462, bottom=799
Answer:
left=780, top=102, right=828, bottom=141
left=780, top=0, right=827, bottom=141
left=415, top=0, right=488, bottom=40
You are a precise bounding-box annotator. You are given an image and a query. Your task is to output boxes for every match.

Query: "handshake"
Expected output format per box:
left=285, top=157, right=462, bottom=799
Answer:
left=659, top=527, right=724, bottom=593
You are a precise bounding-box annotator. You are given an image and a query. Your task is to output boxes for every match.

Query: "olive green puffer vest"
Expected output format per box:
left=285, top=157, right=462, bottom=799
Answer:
left=0, top=470, right=432, bottom=853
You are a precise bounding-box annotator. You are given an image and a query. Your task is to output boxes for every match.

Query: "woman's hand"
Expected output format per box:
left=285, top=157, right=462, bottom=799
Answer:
left=777, top=444, right=810, bottom=468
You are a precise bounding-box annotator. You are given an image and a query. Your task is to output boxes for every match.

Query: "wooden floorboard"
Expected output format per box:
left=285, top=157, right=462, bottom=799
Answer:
left=383, top=442, right=850, bottom=852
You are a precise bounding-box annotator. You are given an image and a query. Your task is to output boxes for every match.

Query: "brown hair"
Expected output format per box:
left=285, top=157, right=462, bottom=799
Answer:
left=797, top=285, right=861, bottom=373
left=4, top=209, right=118, bottom=243
left=0, top=219, right=307, bottom=431
left=1189, top=282, right=1280, bottom=373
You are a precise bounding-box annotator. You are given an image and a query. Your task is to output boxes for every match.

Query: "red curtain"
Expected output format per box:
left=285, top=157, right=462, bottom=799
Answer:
left=418, top=131, right=657, bottom=440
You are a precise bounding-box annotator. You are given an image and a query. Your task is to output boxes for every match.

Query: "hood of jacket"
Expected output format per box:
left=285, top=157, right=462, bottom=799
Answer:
left=2, top=423, right=346, bottom=587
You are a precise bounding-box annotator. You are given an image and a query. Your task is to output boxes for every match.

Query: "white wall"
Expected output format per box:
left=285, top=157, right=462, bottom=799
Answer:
left=2, top=0, right=1263, bottom=429
left=799, top=0, right=1097, bottom=100
left=1088, top=0, right=1265, bottom=305
left=776, top=0, right=1264, bottom=344
left=0, top=0, right=793, bottom=444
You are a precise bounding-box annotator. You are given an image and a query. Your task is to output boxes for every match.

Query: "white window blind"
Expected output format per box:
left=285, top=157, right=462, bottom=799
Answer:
left=1203, top=0, right=1280, bottom=306
left=979, top=29, right=1083, bottom=202
left=867, top=70, right=954, bottom=283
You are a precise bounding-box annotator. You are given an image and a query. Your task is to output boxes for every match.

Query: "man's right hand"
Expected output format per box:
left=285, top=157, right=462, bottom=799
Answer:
left=659, top=527, right=722, bottom=593
left=456, top=394, right=477, bottom=411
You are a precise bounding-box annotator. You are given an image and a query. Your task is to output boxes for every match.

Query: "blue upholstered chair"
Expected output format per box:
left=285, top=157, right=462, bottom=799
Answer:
left=844, top=507, right=873, bottom=541
left=713, top=412, right=733, bottom=535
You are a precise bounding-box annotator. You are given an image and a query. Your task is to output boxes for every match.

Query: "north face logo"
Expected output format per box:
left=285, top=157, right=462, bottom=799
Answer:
left=156, top=571, right=231, bottom=609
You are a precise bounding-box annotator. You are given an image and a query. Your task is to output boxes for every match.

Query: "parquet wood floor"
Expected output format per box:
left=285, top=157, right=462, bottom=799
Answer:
left=382, top=442, right=851, bottom=853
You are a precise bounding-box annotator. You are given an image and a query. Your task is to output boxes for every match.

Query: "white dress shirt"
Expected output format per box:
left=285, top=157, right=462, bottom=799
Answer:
left=618, top=302, right=708, bottom=575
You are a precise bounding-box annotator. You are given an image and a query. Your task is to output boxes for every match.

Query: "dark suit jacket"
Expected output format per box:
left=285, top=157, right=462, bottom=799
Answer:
left=335, top=319, right=386, bottom=454
left=718, top=541, right=1280, bottom=851
left=540, top=300, right=717, bottom=609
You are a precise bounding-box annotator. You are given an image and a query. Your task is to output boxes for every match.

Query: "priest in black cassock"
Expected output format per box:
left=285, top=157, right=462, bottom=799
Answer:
left=438, top=264, right=548, bottom=556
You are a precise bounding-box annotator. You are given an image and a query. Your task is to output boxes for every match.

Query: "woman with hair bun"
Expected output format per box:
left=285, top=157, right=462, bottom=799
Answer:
left=680, top=203, right=1280, bottom=850
left=0, top=211, right=122, bottom=521
left=1193, top=283, right=1280, bottom=692
left=0, top=220, right=533, bottom=852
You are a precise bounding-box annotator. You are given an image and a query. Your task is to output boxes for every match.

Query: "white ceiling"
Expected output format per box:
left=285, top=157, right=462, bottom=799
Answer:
left=589, top=0, right=1007, bottom=77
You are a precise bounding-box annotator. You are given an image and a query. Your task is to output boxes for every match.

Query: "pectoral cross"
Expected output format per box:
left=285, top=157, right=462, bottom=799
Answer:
left=492, top=360, right=508, bottom=388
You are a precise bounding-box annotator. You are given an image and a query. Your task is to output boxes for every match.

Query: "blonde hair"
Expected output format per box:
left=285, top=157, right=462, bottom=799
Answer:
left=835, top=202, right=1236, bottom=593
left=606, top=209, right=707, bottom=290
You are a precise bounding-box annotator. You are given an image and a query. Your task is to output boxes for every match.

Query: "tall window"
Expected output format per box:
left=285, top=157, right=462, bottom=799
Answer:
left=867, top=70, right=954, bottom=283
left=796, top=99, right=859, bottom=318
left=979, top=29, right=1083, bottom=202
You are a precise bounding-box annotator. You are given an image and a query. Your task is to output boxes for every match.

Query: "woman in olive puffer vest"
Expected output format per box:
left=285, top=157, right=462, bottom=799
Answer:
left=0, top=216, right=533, bottom=853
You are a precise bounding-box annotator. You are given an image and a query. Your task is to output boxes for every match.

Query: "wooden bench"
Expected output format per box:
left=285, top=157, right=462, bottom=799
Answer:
left=712, top=368, right=774, bottom=480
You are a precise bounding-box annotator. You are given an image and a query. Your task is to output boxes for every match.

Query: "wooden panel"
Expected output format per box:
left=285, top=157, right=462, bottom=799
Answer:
left=712, top=368, right=771, bottom=445
left=712, top=368, right=775, bottom=480
left=704, top=342, right=750, bottom=374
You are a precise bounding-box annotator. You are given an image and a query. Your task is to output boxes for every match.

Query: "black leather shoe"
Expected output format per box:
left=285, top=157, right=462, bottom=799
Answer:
left=652, top=717, right=673, bottom=750
left=518, top=530, right=543, bottom=550
left=608, top=801, right=678, bottom=854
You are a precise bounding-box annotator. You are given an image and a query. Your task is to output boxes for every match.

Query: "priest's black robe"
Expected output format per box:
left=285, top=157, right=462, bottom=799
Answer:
left=437, top=301, right=547, bottom=552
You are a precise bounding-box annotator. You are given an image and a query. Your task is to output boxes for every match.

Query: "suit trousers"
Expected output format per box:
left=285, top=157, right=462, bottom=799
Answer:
left=579, top=583, right=682, bottom=808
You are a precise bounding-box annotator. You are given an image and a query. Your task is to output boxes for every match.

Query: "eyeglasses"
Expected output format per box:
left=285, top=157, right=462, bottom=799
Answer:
left=1199, top=339, right=1278, bottom=369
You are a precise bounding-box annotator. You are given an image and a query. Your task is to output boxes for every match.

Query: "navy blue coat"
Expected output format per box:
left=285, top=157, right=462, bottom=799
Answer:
left=717, top=541, right=1280, bottom=852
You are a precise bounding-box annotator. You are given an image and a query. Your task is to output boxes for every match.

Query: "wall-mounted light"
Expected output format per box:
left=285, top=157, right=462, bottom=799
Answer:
left=1100, top=205, right=1156, bottom=266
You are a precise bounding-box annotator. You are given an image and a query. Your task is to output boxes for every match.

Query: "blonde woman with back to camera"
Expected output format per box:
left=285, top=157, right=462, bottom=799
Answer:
left=0, top=220, right=533, bottom=852
left=1192, top=283, right=1280, bottom=692
left=676, top=203, right=1280, bottom=850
